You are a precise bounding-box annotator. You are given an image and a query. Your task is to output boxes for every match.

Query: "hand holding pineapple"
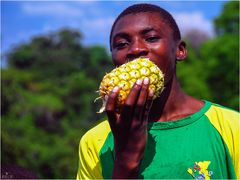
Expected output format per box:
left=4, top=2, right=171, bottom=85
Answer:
left=97, top=58, right=164, bottom=177
left=105, top=76, right=154, bottom=177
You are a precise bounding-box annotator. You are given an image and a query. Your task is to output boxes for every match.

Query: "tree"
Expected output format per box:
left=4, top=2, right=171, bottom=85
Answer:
left=177, top=44, right=212, bottom=101
left=214, top=1, right=239, bottom=36
left=2, top=28, right=111, bottom=178
left=200, top=1, right=239, bottom=109
left=200, top=34, right=239, bottom=109
left=177, top=1, right=239, bottom=110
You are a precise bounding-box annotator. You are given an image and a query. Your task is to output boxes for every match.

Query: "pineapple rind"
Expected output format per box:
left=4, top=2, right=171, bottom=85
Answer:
left=98, top=58, right=164, bottom=113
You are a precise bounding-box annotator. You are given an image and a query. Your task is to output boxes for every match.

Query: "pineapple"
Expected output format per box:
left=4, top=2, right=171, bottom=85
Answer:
left=97, top=57, right=164, bottom=113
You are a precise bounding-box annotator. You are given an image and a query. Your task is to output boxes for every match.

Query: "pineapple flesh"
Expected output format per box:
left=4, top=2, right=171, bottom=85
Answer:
left=97, top=57, right=164, bottom=113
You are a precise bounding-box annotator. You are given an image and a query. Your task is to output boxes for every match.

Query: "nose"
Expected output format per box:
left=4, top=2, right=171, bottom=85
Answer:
left=126, top=39, right=148, bottom=60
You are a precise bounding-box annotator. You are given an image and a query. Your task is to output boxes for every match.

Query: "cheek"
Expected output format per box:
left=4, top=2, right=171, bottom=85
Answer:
left=150, top=44, right=176, bottom=75
left=151, top=45, right=171, bottom=67
left=111, top=50, right=126, bottom=66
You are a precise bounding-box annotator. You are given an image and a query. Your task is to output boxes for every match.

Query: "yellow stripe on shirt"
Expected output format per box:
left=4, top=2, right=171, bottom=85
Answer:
left=205, top=105, right=240, bottom=178
left=77, top=120, right=111, bottom=179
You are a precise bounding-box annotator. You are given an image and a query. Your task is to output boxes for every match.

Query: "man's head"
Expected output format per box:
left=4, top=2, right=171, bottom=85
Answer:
left=110, top=3, right=181, bottom=50
left=109, top=3, right=187, bottom=85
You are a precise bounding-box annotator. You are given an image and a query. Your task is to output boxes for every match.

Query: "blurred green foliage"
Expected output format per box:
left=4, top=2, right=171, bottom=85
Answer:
left=1, top=1, right=239, bottom=178
left=2, top=28, right=112, bottom=178
left=178, top=1, right=239, bottom=109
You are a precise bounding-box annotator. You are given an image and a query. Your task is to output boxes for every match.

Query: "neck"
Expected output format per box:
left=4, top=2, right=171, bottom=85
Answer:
left=149, top=75, right=203, bottom=122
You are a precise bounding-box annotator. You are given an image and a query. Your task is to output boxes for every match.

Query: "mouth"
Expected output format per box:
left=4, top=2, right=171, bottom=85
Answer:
left=126, top=56, right=150, bottom=62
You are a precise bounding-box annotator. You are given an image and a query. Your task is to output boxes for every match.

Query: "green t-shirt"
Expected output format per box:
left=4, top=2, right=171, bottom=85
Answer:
left=77, top=101, right=239, bottom=179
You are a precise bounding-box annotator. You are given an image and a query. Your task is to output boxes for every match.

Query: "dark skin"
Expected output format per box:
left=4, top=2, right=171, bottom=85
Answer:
left=106, top=12, right=204, bottom=178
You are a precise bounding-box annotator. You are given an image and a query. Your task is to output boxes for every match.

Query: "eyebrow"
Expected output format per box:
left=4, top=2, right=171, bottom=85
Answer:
left=112, top=27, right=156, bottom=41
left=140, top=27, right=155, bottom=35
left=113, top=32, right=130, bottom=42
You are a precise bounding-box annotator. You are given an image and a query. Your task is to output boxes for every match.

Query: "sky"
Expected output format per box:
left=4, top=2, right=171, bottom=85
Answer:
left=1, top=1, right=227, bottom=67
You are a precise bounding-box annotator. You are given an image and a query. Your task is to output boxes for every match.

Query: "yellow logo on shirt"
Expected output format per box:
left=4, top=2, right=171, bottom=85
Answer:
left=187, top=161, right=213, bottom=180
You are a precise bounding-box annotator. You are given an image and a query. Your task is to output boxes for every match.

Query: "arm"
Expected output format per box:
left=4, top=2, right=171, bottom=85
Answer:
left=77, top=121, right=111, bottom=180
left=77, top=135, right=102, bottom=180
left=105, top=78, right=154, bottom=178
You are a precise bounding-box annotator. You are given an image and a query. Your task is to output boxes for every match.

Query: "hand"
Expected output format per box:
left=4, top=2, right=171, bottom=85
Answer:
left=105, top=77, right=154, bottom=178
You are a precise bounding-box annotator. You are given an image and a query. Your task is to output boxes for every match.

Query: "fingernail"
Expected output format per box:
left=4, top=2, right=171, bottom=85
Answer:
left=149, top=89, right=154, bottom=97
left=136, top=79, right=142, bottom=85
left=104, top=95, right=108, bottom=101
left=112, top=86, right=119, bottom=92
left=143, top=77, right=149, bottom=85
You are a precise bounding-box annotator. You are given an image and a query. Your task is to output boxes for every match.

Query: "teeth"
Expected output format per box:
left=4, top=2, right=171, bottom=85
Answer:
left=97, top=57, right=164, bottom=113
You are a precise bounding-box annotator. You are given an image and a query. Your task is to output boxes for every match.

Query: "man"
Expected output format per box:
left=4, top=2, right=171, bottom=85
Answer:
left=77, top=3, right=239, bottom=179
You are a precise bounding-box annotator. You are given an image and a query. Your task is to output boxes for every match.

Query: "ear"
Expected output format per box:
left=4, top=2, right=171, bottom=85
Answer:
left=176, top=41, right=187, bottom=61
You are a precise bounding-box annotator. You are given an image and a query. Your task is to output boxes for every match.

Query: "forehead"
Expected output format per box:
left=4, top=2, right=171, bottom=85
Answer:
left=112, top=12, right=171, bottom=35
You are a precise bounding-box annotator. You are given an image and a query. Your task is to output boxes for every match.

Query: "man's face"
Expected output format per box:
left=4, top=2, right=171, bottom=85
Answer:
left=111, top=12, right=179, bottom=84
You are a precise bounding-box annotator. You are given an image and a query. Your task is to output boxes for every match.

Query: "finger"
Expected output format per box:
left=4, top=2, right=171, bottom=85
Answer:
left=142, top=89, right=154, bottom=126
left=119, top=79, right=142, bottom=131
left=135, top=77, right=149, bottom=116
left=105, top=86, right=119, bottom=131
left=146, top=88, right=154, bottom=110
left=121, top=79, right=142, bottom=114
left=130, top=78, right=149, bottom=129
left=124, top=79, right=143, bottom=106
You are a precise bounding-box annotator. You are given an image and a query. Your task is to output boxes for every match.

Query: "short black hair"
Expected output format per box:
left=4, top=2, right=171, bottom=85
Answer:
left=110, top=3, right=181, bottom=50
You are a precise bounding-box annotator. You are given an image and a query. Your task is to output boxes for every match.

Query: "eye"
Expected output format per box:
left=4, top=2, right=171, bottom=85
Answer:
left=113, top=40, right=129, bottom=50
left=145, top=36, right=160, bottom=43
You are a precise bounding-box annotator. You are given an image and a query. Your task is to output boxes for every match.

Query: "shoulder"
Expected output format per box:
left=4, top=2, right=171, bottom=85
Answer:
left=80, top=120, right=111, bottom=150
left=204, top=101, right=239, bottom=176
left=77, top=120, right=111, bottom=179
left=204, top=101, right=239, bottom=136
left=205, top=101, right=239, bottom=126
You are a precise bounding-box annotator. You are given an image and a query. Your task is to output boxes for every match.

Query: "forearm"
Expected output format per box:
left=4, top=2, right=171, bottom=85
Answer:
left=112, top=149, right=145, bottom=179
left=112, top=159, right=141, bottom=179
